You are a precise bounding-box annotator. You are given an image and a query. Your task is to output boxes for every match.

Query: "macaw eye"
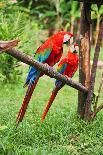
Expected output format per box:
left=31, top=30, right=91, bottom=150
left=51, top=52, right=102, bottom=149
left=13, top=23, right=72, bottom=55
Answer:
left=63, top=40, right=70, bottom=45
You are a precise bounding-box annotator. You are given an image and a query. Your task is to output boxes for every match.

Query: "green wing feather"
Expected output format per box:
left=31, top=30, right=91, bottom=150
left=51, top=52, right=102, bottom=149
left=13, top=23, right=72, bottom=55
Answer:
left=55, top=62, right=68, bottom=86
left=57, top=63, right=68, bottom=74
left=34, top=47, right=52, bottom=63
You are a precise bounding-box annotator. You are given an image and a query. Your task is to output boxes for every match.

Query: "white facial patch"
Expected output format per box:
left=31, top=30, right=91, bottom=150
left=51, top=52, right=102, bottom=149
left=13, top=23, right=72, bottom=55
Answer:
left=63, top=34, right=71, bottom=43
left=71, top=45, right=75, bottom=52
left=74, top=45, right=79, bottom=51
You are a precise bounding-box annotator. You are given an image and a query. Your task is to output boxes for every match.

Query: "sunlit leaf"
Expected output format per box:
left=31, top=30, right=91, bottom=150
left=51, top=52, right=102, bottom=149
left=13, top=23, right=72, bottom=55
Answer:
left=0, top=125, right=7, bottom=131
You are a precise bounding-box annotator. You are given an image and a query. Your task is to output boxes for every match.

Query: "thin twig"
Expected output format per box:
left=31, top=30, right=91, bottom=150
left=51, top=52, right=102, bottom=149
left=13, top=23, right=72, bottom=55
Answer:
left=93, top=73, right=103, bottom=113
left=95, top=104, right=103, bottom=114
left=92, top=104, right=103, bottom=119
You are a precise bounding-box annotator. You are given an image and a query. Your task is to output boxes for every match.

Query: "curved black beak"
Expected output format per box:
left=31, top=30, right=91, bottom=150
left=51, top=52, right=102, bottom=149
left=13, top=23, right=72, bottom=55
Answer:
left=73, top=50, right=77, bottom=53
left=63, top=39, right=70, bottom=45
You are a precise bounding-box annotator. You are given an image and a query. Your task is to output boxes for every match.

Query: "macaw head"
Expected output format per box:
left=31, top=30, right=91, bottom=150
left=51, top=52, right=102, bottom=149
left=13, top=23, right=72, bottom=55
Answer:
left=72, top=43, right=79, bottom=53
left=51, top=31, right=73, bottom=46
left=63, top=33, right=74, bottom=45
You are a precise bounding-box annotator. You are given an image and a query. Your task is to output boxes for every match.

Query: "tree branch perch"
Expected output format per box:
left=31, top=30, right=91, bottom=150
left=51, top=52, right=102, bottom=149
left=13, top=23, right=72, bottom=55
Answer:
left=0, top=39, right=20, bottom=53
left=0, top=43, right=88, bottom=93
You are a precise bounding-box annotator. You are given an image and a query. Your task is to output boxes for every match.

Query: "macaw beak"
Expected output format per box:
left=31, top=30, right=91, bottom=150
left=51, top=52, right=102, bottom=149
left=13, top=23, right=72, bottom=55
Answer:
left=63, top=38, right=71, bottom=45
left=73, top=50, right=77, bottom=53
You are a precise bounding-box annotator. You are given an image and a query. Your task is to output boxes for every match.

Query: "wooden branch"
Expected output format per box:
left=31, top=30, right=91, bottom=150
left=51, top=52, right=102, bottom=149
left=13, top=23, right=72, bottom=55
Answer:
left=0, top=39, right=20, bottom=53
left=92, top=73, right=103, bottom=119
left=92, top=104, right=103, bottom=119
left=95, top=104, right=103, bottom=114
left=76, top=0, right=103, bottom=5
left=84, top=19, right=103, bottom=120
left=0, top=45, right=88, bottom=93
left=93, top=73, right=103, bottom=112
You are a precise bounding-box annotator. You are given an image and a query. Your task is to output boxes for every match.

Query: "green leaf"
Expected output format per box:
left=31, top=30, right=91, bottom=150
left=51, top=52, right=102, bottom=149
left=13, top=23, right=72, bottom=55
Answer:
left=91, top=4, right=98, bottom=13
left=70, top=1, right=77, bottom=14
left=99, top=6, right=103, bottom=15
left=91, top=11, right=97, bottom=20
left=40, top=11, right=57, bottom=20
left=0, top=125, right=7, bottom=131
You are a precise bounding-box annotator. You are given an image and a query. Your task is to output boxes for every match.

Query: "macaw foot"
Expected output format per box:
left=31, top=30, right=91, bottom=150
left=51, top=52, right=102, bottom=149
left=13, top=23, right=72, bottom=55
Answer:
left=53, top=68, right=56, bottom=72
left=44, top=63, right=56, bottom=75
left=44, top=63, right=55, bottom=71
left=44, top=63, right=49, bottom=68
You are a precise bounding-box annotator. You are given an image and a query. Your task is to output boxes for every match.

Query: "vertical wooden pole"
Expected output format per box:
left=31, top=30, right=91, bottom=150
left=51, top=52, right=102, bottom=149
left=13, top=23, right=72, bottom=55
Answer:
left=78, top=2, right=91, bottom=118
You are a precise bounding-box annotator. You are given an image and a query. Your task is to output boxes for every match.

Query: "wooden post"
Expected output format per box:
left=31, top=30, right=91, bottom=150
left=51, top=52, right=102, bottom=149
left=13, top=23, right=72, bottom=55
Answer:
left=78, top=2, right=91, bottom=118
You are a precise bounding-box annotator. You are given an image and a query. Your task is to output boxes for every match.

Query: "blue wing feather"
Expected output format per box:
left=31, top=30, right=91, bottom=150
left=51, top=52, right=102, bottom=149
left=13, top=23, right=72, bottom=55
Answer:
left=25, top=48, right=52, bottom=86
left=55, top=63, right=68, bottom=86
left=35, top=48, right=52, bottom=62
left=57, top=63, right=67, bottom=74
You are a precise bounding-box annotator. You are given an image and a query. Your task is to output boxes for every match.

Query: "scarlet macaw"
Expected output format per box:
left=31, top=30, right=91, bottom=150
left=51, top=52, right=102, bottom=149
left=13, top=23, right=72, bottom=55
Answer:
left=16, top=31, right=73, bottom=125
left=41, top=44, right=79, bottom=121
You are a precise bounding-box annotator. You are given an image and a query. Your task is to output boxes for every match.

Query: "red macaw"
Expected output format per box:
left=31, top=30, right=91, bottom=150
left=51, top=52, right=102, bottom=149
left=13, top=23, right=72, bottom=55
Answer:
left=16, top=31, right=73, bottom=125
left=41, top=44, right=79, bottom=121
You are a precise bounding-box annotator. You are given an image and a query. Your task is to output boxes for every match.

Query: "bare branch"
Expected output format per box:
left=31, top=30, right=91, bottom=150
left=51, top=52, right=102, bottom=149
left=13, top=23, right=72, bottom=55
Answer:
left=96, top=104, right=103, bottom=114
left=93, top=73, right=103, bottom=112
left=0, top=39, right=20, bottom=54
left=0, top=46, right=88, bottom=93
left=92, top=104, right=103, bottom=119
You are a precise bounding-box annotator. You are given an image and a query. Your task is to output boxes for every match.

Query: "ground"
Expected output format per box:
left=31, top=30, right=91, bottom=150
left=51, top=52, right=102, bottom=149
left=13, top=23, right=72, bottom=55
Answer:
left=0, top=63, right=103, bottom=154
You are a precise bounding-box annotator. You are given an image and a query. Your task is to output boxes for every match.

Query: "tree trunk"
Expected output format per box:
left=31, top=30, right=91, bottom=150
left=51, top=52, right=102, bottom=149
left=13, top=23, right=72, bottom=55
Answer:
left=84, top=18, right=103, bottom=120
left=78, top=2, right=91, bottom=118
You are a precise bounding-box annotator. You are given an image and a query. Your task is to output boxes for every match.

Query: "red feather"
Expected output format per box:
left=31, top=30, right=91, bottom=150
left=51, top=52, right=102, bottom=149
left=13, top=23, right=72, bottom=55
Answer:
left=41, top=49, right=79, bottom=121
left=41, top=86, right=62, bottom=122
left=16, top=31, right=73, bottom=125
left=16, top=77, right=39, bottom=125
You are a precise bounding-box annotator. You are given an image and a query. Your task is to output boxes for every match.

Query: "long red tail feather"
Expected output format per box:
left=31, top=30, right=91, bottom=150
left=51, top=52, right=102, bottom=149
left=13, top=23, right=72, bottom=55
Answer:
left=16, top=78, right=39, bottom=125
left=41, top=86, right=60, bottom=122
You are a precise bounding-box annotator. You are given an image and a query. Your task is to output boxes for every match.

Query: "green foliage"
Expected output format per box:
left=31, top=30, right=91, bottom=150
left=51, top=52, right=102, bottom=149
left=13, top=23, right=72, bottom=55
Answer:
left=0, top=54, right=22, bottom=83
left=0, top=12, right=26, bottom=40
left=70, top=0, right=80, bottom=19
left=0, top=1, right=27, bottom=82
left=65, top=0, right=80, bottom=31
left=29, top=0, right=80, bottom=30
left=91, top=4, right=103, bottom=20
left=30, top=2, right=56, bottom=29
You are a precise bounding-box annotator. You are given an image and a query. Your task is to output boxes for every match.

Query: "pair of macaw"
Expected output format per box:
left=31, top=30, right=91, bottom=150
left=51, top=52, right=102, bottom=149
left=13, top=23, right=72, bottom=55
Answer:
left=16, top=31, right=79, bottom=125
